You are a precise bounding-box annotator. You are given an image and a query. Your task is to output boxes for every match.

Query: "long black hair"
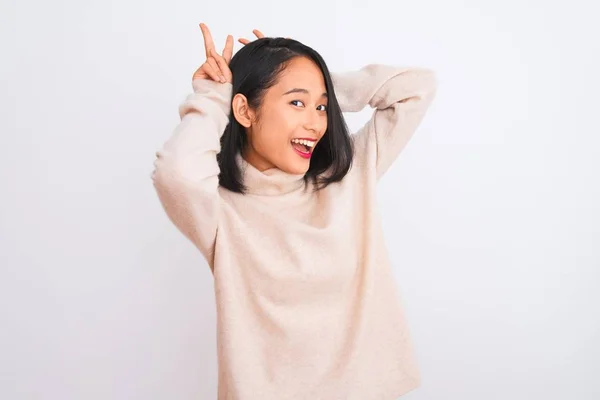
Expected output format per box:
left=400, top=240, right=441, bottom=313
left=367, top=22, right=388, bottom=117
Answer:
left=217, top=37, right=354, bottom=193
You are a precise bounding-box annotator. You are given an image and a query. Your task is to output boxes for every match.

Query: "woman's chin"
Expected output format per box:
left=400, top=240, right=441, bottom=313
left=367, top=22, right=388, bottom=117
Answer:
left=281, top=159, right=310, bottom=175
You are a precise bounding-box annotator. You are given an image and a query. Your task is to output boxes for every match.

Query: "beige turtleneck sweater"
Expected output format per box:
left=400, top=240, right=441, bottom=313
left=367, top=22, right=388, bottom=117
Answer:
left=152, top=63, right=438, bottom=399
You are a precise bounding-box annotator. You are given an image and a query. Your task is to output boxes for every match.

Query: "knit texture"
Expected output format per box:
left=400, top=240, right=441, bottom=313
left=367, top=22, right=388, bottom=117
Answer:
left=152, top=64, right=438, bottom=399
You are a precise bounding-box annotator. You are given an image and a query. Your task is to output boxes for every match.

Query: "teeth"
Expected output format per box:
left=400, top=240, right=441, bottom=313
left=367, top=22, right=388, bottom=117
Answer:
left=291, top=138, right=315, bottom=147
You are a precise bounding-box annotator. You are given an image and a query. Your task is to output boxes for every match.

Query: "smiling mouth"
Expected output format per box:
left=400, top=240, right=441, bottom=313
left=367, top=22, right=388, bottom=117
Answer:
left=290, top=138, right=316, bottom=154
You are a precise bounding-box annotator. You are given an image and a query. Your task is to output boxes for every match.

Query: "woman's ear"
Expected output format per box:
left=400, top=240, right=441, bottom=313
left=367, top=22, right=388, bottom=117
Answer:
left=232, top=93, right=255, bottom=128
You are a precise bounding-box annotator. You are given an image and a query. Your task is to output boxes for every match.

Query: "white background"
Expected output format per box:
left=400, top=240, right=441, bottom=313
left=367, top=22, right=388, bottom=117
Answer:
left=1, top=0, right=599, bottom=399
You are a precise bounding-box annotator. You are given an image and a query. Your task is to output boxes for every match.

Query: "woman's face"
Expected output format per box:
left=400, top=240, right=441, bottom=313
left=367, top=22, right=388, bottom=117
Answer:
left=239, top=56, right=329, bottom=175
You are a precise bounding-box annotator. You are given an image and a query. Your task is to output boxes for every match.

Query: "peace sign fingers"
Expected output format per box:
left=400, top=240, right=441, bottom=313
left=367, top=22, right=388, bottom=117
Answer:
left=199, top=23, right=216, bottom=58
left=193, top=24, right=233, bottom=84
left=222, top=34, right=234, bottom=64
left=238, top=29, right=265, bottom=45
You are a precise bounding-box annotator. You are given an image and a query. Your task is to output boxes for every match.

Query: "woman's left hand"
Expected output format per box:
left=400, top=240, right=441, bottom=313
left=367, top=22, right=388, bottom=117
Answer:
left=238, top=29, right=265, bottom=45
left=238, top=30, right=291, bottom=45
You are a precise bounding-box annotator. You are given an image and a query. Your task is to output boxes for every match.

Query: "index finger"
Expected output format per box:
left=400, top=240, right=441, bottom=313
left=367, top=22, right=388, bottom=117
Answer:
left=252, top=29, right=265, bottom=39
left=199, top=23, right=216, bottom=58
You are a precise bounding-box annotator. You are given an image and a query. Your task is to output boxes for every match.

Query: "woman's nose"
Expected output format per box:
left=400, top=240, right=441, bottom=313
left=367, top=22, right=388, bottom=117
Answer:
left=303, top=110, right=325, bottom=132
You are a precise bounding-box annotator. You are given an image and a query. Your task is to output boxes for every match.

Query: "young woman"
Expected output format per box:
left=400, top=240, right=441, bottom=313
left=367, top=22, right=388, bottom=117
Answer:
left=152, top=23, right=438, bottom=399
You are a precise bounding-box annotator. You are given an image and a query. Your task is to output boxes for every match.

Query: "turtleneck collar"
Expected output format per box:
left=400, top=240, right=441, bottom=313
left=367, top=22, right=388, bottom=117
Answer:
left=235, top=153, right=308, bottom=196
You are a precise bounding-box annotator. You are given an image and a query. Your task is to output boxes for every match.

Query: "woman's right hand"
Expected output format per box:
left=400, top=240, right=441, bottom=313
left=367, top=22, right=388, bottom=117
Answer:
left=192, top=23, right=234, bottom=84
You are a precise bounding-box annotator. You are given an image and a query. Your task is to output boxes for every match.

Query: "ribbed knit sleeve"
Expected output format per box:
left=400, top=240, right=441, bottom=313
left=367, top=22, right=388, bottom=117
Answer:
left=332, top=65, right=438, bottom=178
left=151, top=79, right=232, bottom=269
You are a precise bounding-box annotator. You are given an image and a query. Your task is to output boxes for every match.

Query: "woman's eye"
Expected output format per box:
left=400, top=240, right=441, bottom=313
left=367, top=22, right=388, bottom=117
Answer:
left=291, top=101, right=327, bottom=111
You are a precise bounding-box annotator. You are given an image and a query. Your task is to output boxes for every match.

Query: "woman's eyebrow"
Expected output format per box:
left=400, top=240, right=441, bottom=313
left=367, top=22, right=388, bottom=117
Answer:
left=282, top=88, right=328, bottom=98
